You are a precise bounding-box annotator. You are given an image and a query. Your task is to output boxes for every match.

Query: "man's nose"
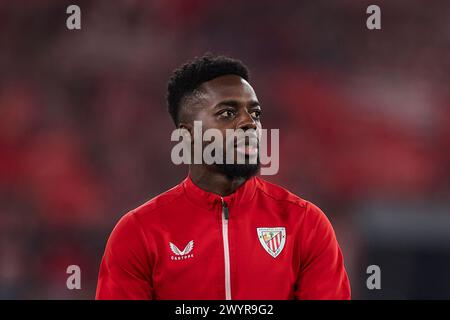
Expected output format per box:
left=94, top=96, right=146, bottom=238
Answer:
left=237, top=110, right=257, bottom=131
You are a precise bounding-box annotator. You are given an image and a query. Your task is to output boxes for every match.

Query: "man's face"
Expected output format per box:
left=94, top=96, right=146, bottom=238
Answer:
left=181, top=74, right=262, bottom=178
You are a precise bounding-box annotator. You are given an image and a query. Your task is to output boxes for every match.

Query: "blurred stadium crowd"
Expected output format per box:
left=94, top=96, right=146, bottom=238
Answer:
left=0, top=0, right=449, bottom=298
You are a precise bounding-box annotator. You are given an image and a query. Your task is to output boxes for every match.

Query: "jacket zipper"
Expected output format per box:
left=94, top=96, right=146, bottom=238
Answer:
left=221, top=197, right=231, bottom=300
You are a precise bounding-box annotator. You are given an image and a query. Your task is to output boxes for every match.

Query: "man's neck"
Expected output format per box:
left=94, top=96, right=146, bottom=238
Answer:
left=189, top=165, right=247, bottom=197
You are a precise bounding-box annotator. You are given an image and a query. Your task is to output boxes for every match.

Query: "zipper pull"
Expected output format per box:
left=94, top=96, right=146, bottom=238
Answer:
left=221, top=198, right=229, bottom=220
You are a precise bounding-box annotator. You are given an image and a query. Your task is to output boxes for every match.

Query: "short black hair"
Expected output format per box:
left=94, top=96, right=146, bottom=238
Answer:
left=167, top=54, right=250, bottom=127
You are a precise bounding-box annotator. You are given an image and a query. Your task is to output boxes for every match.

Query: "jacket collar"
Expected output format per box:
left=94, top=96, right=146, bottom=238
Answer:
left=182, top=174, right=257, bottom=210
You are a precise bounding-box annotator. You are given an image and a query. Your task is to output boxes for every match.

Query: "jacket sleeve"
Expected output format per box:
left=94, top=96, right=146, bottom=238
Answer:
left=294, top=202, right=351, bottom=300
left=95, top=212, right=154, bottom=300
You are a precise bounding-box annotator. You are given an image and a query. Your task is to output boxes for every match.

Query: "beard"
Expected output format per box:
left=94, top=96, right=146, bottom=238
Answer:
left=214, top=155, right=260, bottom=179
left=204, top=130, right=261, bottom=179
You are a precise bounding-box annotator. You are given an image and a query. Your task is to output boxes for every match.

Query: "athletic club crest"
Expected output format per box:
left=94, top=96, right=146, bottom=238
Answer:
left=257, top=227, right=286, bottom=258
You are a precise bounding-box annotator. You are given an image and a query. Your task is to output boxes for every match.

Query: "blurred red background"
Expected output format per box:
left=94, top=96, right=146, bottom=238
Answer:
left=0, top=0, right=449, bottom=298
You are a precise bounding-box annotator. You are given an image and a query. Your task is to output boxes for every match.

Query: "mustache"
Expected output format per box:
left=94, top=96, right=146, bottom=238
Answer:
left=230, top=132, right=260, bottom=147
left=233, top=138, right=259, bottom=148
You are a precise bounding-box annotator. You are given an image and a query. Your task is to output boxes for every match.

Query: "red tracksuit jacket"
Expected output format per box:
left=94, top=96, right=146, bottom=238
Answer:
left=96, top=175, right=351, bottom=300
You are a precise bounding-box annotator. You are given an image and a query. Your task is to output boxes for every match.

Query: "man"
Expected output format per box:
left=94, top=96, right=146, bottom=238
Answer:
left=95, top=54, right=351, bottom=300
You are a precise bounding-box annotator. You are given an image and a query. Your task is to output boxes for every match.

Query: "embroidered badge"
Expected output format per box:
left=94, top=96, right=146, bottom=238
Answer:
left=257, top=227, right=286, bottom=258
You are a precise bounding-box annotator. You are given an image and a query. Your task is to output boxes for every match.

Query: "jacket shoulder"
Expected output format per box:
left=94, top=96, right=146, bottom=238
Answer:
left=129, top=181, right=185, bottom=218
left=255, top=177, right=308, bottom=209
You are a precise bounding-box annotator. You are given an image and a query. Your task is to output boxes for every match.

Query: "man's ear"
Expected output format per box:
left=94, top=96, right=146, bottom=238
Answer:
left=179, top=122, right=193, bottom=141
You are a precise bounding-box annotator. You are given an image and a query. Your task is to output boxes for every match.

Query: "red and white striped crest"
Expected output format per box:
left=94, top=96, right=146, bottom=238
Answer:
left=257, top=227, right=286, bottom=258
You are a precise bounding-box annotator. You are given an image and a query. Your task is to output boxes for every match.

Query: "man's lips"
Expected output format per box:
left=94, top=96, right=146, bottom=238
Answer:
left=233, top=136, right=258, bottom=146
left=234, top=138, right=258, bottom=155
left=236, top=145, right=258, bottom=155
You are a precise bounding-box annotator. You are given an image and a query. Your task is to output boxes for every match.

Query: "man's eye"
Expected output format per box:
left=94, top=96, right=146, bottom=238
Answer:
left=250, top=110, right=262, bottom=119
left=219, top=110, right=236, bottom=118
